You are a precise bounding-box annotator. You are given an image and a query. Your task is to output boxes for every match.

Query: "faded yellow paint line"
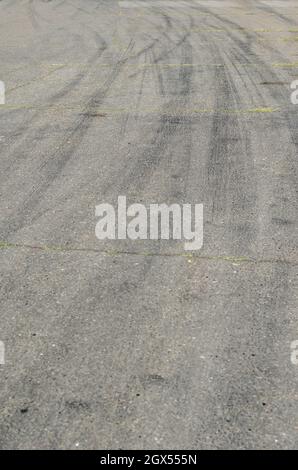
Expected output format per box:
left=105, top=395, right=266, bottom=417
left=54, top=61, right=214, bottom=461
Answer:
left=246, top=107, right=278, bottom=113
left=177, top=28, right=298, bottom=33
left=272, top=62, right=298, bottom=68
left=3, top=62, right=298, bottom=74
left=0, top=241, right=296, bottom=265
left=0, top=104, right=280, bottom=114
left=282, top=36, right=298, bottom=42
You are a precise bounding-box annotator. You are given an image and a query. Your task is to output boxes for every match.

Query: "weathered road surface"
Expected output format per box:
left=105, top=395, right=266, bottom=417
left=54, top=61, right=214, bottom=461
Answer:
left=0, top=0, right=297, bottom=449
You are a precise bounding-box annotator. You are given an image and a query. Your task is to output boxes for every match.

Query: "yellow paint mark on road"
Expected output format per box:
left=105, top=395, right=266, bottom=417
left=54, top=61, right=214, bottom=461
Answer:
left=273, top=62, right=298, bottom=68
left=282, top=36, right=298, bottom=42
left=221, top=256, right=250, bottom=262
left=0, top=241, right=296, bottom=265
left=247, top=107, right=278, bottom=113
left=183, top=28, right=296, bottom=33
left=0, top=104, right=280, bottom=115
left=3, top=61, right=298, bottom=75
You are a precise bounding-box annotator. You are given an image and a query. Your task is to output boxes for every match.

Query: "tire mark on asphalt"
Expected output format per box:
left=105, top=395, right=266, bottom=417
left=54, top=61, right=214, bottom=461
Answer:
left=0, top=42, right=134, bottom=238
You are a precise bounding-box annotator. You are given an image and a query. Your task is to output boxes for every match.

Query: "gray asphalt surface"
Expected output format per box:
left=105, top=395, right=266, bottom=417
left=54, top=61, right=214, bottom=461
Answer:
left=0, top=0, right=298, bottom=450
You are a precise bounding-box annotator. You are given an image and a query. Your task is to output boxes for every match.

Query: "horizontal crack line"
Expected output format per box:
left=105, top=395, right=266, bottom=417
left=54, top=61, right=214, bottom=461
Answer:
left=0, top=241, right=296, bottom=265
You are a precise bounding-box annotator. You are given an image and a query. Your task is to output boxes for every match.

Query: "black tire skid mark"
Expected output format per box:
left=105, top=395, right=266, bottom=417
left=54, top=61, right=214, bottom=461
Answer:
left=0, top=43, right=134, bottom=238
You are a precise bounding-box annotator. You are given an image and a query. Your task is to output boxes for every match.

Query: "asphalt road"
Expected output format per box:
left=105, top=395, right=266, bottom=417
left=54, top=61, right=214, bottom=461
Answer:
left=0, top=0, right=297, bottom=450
